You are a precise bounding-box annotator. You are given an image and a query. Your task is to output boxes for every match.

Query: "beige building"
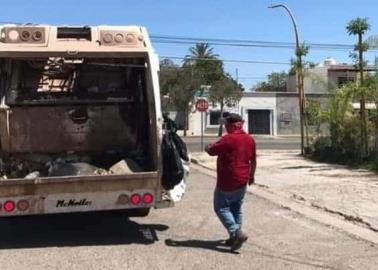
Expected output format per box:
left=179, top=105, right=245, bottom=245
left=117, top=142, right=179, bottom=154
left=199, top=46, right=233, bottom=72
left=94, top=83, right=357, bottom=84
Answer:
left=287, top=57, right=360, bottom=93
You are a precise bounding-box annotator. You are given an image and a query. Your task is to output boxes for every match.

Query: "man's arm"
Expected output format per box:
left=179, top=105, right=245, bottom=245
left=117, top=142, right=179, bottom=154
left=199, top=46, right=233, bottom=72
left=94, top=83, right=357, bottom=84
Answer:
left=249, top=159, right=257, bottom=185
left=248, top=139, right=257, bottom=185
left=205, top=136, right=229, bottom=156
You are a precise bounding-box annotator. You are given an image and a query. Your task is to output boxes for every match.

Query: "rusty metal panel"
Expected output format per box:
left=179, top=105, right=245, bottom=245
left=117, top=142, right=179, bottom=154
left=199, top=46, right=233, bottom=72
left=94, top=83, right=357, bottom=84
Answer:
left=0, top=110, right=10, bottom=151
left=6, top=105, right=138, bottom=152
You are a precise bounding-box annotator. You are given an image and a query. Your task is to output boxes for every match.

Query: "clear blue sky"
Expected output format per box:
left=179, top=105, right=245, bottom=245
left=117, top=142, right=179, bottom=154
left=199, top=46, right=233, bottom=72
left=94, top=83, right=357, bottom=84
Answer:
left=2, top=0, right=378, bottom=89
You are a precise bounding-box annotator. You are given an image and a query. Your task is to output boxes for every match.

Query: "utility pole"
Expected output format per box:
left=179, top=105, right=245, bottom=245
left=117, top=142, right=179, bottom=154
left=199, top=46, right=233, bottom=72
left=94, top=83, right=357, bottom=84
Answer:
left=269, top=3, right=306, bottom=155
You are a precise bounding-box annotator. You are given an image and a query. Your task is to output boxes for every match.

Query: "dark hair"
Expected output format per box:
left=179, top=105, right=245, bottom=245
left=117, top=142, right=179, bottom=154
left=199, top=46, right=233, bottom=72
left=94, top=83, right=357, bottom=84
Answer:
left=224, top=112, right=243, bottom=123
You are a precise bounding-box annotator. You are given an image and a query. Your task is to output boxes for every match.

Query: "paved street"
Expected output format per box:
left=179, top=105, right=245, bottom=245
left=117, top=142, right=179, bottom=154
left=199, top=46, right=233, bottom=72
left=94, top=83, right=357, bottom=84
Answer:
left=184, top=136, right=300, bottom=152
left=1, top=168, right=377, bottom=270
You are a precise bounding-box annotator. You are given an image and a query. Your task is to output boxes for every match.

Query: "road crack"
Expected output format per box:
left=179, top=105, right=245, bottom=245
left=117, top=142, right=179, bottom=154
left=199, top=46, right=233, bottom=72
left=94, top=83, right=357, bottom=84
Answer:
left=310, top=203, right=378, bottom=232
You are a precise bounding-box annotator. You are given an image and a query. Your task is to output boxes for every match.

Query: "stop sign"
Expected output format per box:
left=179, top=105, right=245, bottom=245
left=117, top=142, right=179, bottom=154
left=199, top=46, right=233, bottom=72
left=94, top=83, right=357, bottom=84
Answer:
left=195, top=99, right=209, bottom=112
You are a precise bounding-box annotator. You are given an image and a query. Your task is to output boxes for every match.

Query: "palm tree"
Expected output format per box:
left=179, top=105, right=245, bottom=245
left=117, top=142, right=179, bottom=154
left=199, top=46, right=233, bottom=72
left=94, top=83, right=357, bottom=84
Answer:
left=346, top=17, right=370, bottom=158
left=185, top=43, right=219, bottom=61
left=183, top=43, right=223, bottom=136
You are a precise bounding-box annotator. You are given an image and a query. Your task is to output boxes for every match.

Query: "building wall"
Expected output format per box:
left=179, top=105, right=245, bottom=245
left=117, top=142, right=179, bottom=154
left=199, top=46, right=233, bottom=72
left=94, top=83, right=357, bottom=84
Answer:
left=276, top=93, right=329, bottom=135
left=185, top=93, right=328, bottom=136
left=276, top=94, right=301, bottom=135
left=327, top=70, right=356, bottom=89
left=287, top=67, right=329, bottom=94
left=239, top=93, right=277, bottom=135
left=287, top=61, right=361, bottom=94
left=188, top=99, right=239, bottom=136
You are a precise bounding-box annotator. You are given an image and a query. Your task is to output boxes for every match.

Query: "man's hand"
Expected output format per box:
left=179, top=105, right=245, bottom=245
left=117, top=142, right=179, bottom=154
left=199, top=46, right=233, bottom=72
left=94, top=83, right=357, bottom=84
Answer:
left=248, top=175, right=255, bottom=185
left=205, top=144, right=211, bottom=153
left=249, top=159, right=256, bottom=186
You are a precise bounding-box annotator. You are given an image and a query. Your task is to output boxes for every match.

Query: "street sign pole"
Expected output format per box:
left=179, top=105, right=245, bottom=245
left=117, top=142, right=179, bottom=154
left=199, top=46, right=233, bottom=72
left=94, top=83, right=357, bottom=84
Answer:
left=195, top=99, right=209, bottom=152
left=201, top=111, right=204, bottom=151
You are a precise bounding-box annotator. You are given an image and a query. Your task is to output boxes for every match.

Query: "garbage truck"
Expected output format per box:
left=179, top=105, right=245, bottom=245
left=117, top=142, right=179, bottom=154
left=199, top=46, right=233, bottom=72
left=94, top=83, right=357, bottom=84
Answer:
left=0, top=24, right=187, bottom=217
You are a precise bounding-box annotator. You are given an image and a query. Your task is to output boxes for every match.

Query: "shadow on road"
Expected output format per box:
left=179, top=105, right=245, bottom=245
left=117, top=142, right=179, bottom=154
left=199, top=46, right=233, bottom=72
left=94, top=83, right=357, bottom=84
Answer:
left=165, top=238, right=232, bottom=254
left=0, top=212, right=169, bottom=249
left=165, top=239, right=342, bottom=269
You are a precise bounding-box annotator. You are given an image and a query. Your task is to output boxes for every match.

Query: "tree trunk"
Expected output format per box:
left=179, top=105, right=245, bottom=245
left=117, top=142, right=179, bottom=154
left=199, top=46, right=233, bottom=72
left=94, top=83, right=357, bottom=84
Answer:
left=183, top=108, right=188, bottom=137
left=359, top=33, right=368, bottom=159
left=375, top=107, right=378, bottom=159
left=217, top=100, right=224, bottom=137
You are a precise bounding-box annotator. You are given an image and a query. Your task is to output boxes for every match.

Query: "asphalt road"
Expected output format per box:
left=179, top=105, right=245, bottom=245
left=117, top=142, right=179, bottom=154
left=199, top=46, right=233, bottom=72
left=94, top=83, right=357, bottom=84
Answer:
left=183, top=136, right=300, bottom=152
left=0, top=168, right=377, bottom=269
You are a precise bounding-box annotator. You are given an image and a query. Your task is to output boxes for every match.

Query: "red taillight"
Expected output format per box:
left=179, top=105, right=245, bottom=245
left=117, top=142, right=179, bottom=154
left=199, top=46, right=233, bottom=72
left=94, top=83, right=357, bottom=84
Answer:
left=143, top=193, right=154, bottom=204
left=4, top=200, right=15, bottom=212
left=130, top=194, right=141, bottom=205
left=17, top=200, right=30, bottom=211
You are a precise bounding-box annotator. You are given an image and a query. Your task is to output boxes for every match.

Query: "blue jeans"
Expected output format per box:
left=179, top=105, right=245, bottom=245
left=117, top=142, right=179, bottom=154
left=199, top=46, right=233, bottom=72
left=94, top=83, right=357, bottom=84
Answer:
left=213, top=185, right=247, bottom=237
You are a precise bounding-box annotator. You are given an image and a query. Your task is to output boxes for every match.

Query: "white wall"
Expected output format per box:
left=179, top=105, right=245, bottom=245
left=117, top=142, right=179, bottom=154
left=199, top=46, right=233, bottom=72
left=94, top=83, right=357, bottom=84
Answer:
left=187, top=95, right=278, bottom=136
left=188, top=100, right=239, bottom=135
left=239, top=96, right=277, bottom=136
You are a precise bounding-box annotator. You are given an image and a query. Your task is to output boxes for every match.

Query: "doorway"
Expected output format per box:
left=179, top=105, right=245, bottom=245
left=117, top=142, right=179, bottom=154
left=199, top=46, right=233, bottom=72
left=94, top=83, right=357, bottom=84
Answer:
left=248, top=110, right=271, bottom=135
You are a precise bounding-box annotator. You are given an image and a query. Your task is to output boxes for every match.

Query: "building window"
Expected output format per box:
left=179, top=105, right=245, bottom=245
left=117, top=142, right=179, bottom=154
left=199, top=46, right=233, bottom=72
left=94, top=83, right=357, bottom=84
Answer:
left=209, top=111, right=221, bottom=125
left=338, top=77, right=354, bottom=87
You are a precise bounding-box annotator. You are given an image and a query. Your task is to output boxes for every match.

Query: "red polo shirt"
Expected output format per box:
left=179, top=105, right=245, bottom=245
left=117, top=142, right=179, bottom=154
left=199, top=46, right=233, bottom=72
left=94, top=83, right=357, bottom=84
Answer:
left=207, top=129, right=256, bottom=192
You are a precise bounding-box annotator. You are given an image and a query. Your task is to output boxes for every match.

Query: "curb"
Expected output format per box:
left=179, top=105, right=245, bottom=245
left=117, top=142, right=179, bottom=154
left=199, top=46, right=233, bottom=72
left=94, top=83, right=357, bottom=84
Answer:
left=191, top=158, right=378, bottom=245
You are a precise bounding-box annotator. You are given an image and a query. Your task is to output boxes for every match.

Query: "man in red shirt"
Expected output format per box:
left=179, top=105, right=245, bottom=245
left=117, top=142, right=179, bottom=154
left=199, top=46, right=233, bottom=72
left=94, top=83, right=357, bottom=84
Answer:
left=205, top=113, right=256, bottom=251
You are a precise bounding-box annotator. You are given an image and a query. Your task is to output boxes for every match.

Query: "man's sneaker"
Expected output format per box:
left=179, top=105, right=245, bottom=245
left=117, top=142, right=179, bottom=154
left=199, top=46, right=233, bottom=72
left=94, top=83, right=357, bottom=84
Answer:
left=231, top=230, right=248, bottom=251
left=225, top=237, right=235, bottom=246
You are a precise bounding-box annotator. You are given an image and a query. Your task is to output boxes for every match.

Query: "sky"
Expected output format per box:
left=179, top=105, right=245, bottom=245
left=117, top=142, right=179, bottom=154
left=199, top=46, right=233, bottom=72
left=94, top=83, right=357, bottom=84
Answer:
left=1, top=0, right=378, bottom=89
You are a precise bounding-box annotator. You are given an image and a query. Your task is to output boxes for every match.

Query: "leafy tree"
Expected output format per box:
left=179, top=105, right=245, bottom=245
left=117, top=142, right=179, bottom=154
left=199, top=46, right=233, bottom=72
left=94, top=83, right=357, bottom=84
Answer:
left=364, top=73, right=378, bottom=156
left=160, top=44, right=242, bottom=136
left=289, top=43, right=310, bottom=73
left=209, top=75, right=243, bottom=136
left=346, top=17, right=370, bottom=158
left=255, top=71, right=288, bottom=92
left=306, top=98, right=321, bottom=135
left=159, top=59, right=180, bottom=97
left=159, top=58, right=201, bottom=135
left=167, top=65, right=202, bottom=136
left=312, top=83, right=361, bottom=163
left=289, top=42, right=311, bottom=151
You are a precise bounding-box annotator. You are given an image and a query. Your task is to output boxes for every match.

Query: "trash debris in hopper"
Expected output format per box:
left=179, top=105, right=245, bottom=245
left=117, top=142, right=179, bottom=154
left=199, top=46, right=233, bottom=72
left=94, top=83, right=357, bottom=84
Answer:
left=0, top=153, right=144, bottom=179
left=25, top=171, right=40, bottom=179
left=109, top=159, right=142, bottom=175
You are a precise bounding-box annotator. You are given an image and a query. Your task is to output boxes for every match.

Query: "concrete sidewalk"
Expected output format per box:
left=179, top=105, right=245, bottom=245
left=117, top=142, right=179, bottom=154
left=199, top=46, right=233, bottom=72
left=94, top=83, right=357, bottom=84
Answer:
left=191, top=150, right=378, bottom=235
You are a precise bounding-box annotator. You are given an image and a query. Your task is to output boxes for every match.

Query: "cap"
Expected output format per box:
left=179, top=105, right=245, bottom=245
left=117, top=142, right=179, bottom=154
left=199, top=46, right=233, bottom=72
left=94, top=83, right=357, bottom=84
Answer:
left=223, top=112, right=243, bottom=123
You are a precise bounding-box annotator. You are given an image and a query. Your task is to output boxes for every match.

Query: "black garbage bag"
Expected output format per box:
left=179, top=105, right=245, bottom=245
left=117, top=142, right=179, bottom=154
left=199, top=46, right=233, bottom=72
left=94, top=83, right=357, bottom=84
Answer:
left=162, top=131, right=184, bottom=190
left=162, top=113, right=189, bottom=161
left=172, top=132, right=189, bottom=162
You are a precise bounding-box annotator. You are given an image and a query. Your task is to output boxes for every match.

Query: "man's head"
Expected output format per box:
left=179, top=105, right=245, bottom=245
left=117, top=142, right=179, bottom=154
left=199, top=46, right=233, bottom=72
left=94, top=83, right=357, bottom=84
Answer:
left=223, top=112, right=243, bottom=124
left=222, top=112, right=244, bottom=133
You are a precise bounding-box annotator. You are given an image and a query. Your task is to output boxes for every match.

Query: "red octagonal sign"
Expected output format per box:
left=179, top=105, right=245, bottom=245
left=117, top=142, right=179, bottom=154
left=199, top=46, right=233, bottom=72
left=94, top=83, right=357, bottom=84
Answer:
left=195, top=99, right=209, bottom=112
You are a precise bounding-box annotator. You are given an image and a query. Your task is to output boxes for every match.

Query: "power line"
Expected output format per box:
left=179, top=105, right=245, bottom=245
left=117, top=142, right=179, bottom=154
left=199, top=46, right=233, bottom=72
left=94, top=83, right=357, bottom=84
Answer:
left=152, top=34, right=349, bottom=47
left=238, top=76, right=267, bottom=79
left=160, top=55, right=290, bottom=65
left=151, top=34, right=378, bottom=52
